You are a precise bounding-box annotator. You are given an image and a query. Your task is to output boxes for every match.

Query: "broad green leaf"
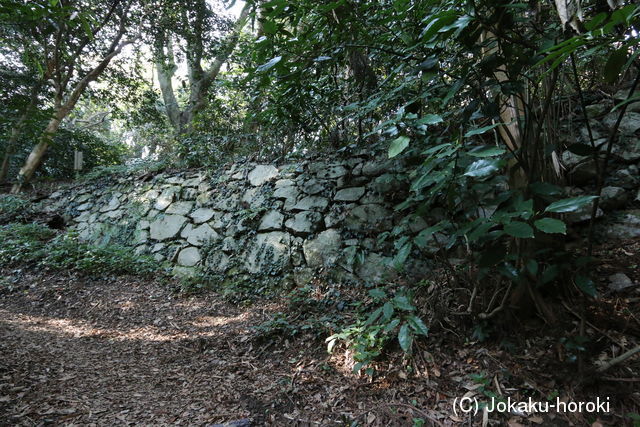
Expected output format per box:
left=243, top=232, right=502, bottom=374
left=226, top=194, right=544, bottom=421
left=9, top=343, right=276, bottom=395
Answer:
left=365, top=307, right=383, bottom=326
left=544, top=196, right=598, bottom=213
left=467, top=221, right=493, bottom=243
left=382, top=302, right=394, bottom=320
left=368, top=288, right=387, bottom=300
left=256, top=56, right=282, bottom=72
left=407, top=315, right=429, bottom=336
left=398, top=323, right=413, bottom=352
left=464, top=122, right=504, bottom=137
left=392, top=242, right=412, bottom=270
left=540, top=264, right=559, bottom=285
left=383, top=318, right=401, bottom=333
left=261, top=20, right=277, bottom=34
left=393, top=295, right=415, bottom=311
left=415, top=114, right=443, bottom=125
left=529, top=182, right=563, bottom=196
left=584, top=12, right=607, bottom=31
left=604, top=48, right=628, bottom=83
left=414, top=223, right=446, bottom=248
left=464, top=158, right=503, bottom=178
left=468, top=146, right=506, bottom=157
left=534, top=218, right=567, bottom=234
left=389, top=136, right=410, bottom=158
left=575, top=275, right=597, bottom=297
left=504, top=221, right=534, bottom=238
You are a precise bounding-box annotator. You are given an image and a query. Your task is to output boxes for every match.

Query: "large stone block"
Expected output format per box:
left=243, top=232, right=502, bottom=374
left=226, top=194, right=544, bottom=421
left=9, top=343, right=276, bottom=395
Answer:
left=248, top=165, right=279, bottom=186
left=303, top=229, right=342, bottom=268
left=150, top=214, right=188, bottom=240
left=243, top=232, right=291, bottom=274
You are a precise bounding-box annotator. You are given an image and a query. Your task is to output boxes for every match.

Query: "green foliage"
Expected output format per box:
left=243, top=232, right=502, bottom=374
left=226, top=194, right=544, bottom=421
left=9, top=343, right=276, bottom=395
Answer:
left=326, top=287, right=428, bottom=374
left=80, top=159, right=170, bottom=182
left=627, top=412, right=640, bottom=427
left=0, top=195, right=34, bottom=223
left=253, top=284, right=346, bottom=343
left=0, top=223, right=158, bottom=276
left=43, top=128, right=130, bottom=179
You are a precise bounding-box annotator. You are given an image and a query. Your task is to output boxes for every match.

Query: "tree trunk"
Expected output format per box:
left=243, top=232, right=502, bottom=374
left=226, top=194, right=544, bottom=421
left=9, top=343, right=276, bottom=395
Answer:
left=156, top=2, right=252, bottom=135
left=11, top=116, right=62, bottom=193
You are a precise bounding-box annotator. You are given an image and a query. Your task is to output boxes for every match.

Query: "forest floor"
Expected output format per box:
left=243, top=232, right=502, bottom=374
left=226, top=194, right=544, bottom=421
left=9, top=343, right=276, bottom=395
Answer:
left=0, top=240, right=640, bottom=426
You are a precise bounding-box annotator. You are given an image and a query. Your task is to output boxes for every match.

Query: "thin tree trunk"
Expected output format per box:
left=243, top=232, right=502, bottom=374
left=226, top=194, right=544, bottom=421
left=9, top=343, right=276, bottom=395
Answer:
left=11, top=116, right=62, bottom=193
left=10, top=31, right=134, bottom=192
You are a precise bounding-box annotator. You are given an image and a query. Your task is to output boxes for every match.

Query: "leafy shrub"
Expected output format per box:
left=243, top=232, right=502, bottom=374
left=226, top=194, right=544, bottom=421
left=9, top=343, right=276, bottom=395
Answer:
left=326, top=287, right=429, bottom=374
left=0, top=195, right=34, bottom=223
left=0, top=223, right=158, bottom=276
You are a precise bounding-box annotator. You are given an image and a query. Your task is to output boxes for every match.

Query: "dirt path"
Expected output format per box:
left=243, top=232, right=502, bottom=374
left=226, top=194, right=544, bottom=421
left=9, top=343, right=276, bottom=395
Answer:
left=2, top=265, right=636, bottom=426
left=0, top=272, right=371, bottom=426
left=0, top=273, right=264, bottom=425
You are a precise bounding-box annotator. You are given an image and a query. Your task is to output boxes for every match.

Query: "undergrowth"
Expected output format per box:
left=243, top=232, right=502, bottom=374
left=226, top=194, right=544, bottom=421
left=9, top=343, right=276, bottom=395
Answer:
left=0, top=223, right=159, bottom=276
left=80, top=159, right=171, bottom=182
left=178, top=270, right=286, bottom=303
left=0, top=195, right=36, bottom=224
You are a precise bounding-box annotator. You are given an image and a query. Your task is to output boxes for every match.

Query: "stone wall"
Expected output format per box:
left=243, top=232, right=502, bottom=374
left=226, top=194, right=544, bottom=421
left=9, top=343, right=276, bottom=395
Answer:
left=41, top=149, right=430, bottom=286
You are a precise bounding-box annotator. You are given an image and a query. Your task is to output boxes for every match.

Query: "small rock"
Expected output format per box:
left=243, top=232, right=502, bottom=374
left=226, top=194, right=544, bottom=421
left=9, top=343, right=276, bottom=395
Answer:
left=259, top=210, right=284, bottom=231
left=190, top=208, right=215, bottom=224
left=292, top=196, right=329, bottom=211
left=603, top=111, right=640, bottom=136
left=166, top=201, right=194, bottom=215
left=273, top=185, right=299, bottom=201
left=614, top=88, right=640, bottom=113
left=345, top=204, right=392, bottom=232
left=585, top=103, right=609, bottom=117
left=334, top=187, right=365, bottom=202
left=611, top=167, right=639, bottom=189
left=285, top=211, right=323, bottom=234
left=274, top=179, right=294, bottom=188
left=301, top=179, right=326, bottom=195
left=316, top=165, right=347, bottom=179
left=178, top=247, right=201, bottom=267
left=155, top=188, right=177, bottom=211
left=600, top=186, right=628, bottom=210
left=99, top=195, right=120, bottom=212
left=598, top=209, right=640, bottom=240
left=184, top=223, right=219, bottom=246
left=608, top=273, right=635, bottom=292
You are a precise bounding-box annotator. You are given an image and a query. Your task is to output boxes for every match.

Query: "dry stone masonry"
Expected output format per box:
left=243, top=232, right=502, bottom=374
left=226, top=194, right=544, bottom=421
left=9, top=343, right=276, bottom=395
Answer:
left=41, top=150, right=430, bottom=286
